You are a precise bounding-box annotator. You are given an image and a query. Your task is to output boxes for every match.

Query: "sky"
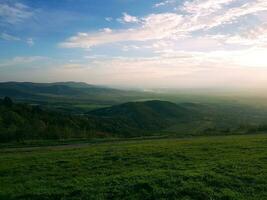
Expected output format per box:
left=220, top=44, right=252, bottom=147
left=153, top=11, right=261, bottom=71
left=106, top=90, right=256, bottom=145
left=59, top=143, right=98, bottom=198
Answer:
left=0, top=0, right=267, bottom=89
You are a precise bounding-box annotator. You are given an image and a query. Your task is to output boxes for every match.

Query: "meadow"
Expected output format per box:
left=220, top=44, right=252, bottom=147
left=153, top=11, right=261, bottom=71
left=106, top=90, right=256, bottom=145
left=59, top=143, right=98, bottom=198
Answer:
left=1, top=134, right=267, bottom=200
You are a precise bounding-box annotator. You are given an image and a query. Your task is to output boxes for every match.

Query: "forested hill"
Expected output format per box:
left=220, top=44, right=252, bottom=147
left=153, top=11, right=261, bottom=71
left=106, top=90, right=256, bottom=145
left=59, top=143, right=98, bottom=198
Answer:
left=1, top=97, right=267, bottom=143
left=88, top=100, right=198, bottom=130
left=89, top=100, right=189, bottom=118
left=0, top=98, right=199, bottom=142
left=0, top=97, right=97, bottom=142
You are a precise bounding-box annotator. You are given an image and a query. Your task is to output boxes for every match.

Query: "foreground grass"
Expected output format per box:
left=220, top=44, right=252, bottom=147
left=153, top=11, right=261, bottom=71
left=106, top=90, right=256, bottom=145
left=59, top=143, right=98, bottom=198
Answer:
left=1, top=134, right=267, bottom=200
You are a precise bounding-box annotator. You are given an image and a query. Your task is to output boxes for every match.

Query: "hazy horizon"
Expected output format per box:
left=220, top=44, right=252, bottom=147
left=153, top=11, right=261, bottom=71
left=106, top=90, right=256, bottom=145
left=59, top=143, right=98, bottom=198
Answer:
left=0, top=0, right=267, bottom=89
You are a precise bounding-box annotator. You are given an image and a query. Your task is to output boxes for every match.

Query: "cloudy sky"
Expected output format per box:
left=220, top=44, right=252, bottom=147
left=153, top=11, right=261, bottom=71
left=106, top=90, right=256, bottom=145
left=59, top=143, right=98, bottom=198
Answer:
left=0, top=0, right=267, bottom=89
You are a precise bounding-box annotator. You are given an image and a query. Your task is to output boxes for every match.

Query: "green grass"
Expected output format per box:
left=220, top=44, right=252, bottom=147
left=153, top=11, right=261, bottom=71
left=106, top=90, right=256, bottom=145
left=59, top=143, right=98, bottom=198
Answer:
left=1, top=134, right=267, bottom=200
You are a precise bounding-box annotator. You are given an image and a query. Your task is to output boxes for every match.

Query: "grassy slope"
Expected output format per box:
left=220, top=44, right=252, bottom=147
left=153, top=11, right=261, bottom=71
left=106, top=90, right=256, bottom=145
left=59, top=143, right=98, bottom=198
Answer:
left=1, top=134, right=267, bottom=200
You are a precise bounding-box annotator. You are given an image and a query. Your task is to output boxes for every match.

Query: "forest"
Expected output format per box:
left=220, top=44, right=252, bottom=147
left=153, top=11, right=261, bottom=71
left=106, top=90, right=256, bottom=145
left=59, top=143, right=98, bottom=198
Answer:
left=1, top=95, right=267, bottom=143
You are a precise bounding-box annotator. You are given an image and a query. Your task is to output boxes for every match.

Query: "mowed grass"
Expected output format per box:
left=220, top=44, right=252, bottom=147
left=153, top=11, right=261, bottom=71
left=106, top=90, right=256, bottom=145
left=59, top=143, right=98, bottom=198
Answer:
left=1, top=134, right=267, bottom=200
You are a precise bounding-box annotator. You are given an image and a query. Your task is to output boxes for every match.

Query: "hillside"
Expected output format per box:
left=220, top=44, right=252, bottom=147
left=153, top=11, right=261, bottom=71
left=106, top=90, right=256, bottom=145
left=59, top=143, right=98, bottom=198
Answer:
left=0, top=98, right=200, bottom=142
left=88, top=100, right=198, bottom=131
left=0, top=97, right=98, bottom=142
left=1, top=97, right=267, bottom=143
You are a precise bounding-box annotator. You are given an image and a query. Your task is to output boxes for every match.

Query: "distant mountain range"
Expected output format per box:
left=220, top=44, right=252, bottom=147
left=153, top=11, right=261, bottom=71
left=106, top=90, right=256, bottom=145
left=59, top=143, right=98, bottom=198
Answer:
left=0, top=82, right=153, bottom=107
left=0, top=81, right=120, bottom=97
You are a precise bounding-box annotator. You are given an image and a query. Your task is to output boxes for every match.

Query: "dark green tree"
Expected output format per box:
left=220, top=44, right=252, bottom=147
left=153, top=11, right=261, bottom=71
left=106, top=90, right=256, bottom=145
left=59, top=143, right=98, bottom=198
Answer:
left=3, top=97, right=13, bottom=107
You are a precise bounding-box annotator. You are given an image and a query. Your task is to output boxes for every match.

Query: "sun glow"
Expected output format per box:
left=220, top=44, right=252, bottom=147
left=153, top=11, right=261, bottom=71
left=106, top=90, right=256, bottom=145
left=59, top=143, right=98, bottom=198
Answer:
left=238, top=48, right=267, bottom=67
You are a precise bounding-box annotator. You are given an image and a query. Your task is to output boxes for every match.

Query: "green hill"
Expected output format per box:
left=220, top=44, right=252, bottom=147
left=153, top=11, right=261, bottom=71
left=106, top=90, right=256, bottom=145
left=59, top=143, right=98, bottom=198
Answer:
left=88, top=100, right=198, bottom=131
left=0, top=98, right=201, bottom=142
left=1, top=97, right=267, bottom=143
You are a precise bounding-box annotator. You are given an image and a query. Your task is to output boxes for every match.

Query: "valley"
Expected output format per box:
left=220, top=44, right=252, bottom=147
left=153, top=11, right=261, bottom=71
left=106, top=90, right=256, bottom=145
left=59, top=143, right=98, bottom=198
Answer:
left=1, top=82, right=267, bottom=200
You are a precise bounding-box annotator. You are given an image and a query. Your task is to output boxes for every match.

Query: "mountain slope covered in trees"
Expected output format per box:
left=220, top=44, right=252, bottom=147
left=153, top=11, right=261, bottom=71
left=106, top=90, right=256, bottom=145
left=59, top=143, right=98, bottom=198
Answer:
left=1, top=97, right=267, bottom=143
left=88, top=100, right=198, bottom=131
left=0, top=98, right=200, bottom=142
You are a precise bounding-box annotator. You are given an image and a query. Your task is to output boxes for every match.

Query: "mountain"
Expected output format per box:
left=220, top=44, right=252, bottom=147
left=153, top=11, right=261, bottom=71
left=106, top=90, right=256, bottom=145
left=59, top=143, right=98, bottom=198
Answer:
left=88, top=100, right=199, bottom=132
left=0, top=82, right=153, bottom=112
left=52, top=82, right=98, bottom=88
left=1, top=97, right=267, bottom=143
left=0, top=81, right=119, bottom=97
left=0, top=98, right=200, bottom=142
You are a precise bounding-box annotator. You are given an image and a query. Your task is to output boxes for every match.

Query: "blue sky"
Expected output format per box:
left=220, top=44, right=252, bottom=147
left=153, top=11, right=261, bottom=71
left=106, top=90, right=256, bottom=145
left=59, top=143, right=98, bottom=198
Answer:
left=0, top=0, right=267, bottom=88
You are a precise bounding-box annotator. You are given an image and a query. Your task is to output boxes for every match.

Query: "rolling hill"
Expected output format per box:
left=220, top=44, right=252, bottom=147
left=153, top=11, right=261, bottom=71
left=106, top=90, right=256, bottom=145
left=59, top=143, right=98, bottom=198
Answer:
left=0, top=98, right=201, bottom=142
left=88, top=100, right=198, bottom=131
left=1, top=96, right=267, bottom=143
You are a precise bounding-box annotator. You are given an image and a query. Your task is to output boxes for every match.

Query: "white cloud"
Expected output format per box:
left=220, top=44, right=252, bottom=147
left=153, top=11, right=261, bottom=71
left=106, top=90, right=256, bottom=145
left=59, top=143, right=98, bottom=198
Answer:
left=49, top=47, right=267, bottom=88
left=0, top=2, right=33, bottom=24
left=122, top=45, right=140, bottom=52
left=182, top=0, right=236, bottom=15
left=0, top=33, right=36, bottom=46
left=176, top=0, right=267, bottom=33
left=60, top=0, right=267, bottom=49
left=56, top=0, right=267, bottom=88
left=153, top=0, right=175, bottom=8
left=26, top=38, right=34, bottom=46
left=0, top=32, right=20, bottom=41
left=60, top=13, right=184, bottom=48
left=0, top=56, right=46, bottom=67
left=102, top=28, right=112, bottom=33
left=105, top=17, right=113, bottom=22
left=118, top=12, right=139, bottom=23
left=197, top=0, right=267, bottom=30
left=207, top=23, right=267, bottom=46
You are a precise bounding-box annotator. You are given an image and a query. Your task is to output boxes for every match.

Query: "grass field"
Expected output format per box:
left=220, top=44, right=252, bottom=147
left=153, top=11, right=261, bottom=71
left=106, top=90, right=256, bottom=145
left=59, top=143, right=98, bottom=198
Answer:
left=1, top=134, right=267, bottom=200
